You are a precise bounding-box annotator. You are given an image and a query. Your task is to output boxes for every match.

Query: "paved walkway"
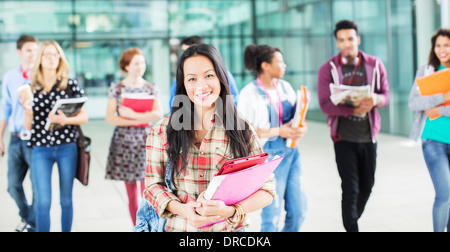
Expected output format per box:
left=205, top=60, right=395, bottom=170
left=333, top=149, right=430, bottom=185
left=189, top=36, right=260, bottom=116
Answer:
left=0, top=120, right=435, bottom=232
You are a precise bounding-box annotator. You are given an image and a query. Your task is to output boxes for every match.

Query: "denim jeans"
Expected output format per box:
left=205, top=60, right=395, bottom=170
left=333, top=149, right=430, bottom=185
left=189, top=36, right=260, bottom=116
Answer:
left=422, top=139, right=450, bottom=232
left=260, top=137, right=307, bottom=232
left=7, top=135, right=35, bottom=228
left=31, top=142, right=78, bottom=232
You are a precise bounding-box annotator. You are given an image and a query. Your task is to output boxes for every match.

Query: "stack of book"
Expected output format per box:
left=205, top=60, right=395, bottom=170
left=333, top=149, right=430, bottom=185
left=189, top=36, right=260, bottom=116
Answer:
left=286, top=85, right=311, bottom=148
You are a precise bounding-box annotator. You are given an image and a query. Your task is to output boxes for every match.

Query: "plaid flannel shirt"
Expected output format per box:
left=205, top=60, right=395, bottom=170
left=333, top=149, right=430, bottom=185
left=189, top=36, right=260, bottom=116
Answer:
left=143, top=114, right=275, bottom=232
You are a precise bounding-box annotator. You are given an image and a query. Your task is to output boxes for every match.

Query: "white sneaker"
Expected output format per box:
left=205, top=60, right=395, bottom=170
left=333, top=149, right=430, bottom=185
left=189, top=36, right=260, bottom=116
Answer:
left=15, top=219, right=27, bottom=232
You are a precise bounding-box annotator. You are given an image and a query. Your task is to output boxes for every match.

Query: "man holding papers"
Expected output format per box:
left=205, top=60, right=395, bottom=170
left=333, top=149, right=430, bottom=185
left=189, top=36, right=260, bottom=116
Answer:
left=317, top=20, right=390, bottom=232
left=408, top=28, right=450, bottom=232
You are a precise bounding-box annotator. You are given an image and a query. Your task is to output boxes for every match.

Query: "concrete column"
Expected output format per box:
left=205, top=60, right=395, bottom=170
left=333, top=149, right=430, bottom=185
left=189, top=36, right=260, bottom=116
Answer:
left=415, top=0, right=437, bottom=66
left=441, top=0, right=450, bottom=27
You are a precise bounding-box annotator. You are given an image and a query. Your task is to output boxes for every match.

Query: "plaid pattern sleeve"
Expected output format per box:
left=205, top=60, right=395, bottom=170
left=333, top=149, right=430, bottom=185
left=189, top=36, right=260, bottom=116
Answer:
left=143, top=114, right=275, bottom=232
left=143, top=116, right=181, bottom=219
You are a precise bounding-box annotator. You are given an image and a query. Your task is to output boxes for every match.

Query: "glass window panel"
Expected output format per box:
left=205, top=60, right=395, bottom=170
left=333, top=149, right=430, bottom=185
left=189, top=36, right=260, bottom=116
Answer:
left=0, top=0, right=438, bottom=136
left=169, top=1, right=252, bottom=37
left=0, top=1, right=72, bottom=35
left=75, top=1, right=169, bottom=40
left=331, top=0, right=353, bottom=22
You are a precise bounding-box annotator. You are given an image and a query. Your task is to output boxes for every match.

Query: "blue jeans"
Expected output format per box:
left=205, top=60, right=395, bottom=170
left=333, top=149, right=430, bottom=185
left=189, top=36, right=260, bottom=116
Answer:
left=32, top=142, right=78, bottom=232
left=7, top=136, right=35, bottom=228
left=422, top=139, right=450, bottom=232
left=260, top=137, right=307, bottom=232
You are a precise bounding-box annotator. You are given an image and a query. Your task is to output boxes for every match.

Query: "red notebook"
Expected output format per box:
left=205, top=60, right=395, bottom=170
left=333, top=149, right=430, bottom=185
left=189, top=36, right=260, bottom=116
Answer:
left=215, top=153, right=269, bottom=176
left=121, top=93, right=155, bottom=127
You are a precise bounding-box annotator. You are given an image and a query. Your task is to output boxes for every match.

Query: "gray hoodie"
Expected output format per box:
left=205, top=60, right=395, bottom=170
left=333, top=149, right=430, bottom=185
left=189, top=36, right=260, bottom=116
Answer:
left=408, top=64, right=450, bottom=141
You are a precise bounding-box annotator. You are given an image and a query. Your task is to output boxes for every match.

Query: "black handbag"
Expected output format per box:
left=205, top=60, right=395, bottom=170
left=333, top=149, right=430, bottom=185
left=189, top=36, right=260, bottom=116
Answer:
left=75, top=126, right=91, bottom=186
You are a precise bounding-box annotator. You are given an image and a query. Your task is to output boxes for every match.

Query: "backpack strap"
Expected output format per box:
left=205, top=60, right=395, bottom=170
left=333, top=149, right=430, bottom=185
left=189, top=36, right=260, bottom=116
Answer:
left=117, top=81, right=123, bottom=97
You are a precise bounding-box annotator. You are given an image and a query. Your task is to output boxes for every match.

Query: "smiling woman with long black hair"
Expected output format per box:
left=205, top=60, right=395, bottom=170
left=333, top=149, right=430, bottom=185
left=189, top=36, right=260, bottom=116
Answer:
left=142, top=44, right=275, bottom=232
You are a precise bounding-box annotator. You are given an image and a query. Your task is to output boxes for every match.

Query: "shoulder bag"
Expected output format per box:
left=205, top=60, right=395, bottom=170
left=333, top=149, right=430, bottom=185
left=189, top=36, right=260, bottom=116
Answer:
left=64, top=81, right=91, bottom=186
left=75, top=126, right=91, bottom=186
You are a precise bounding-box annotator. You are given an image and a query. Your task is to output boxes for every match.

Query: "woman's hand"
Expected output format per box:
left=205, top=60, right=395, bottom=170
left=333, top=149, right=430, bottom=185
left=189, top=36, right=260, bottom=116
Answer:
left=167, top=200, right=222, bottom=229
left=48, top=109, right=68, bottom=125
left=195, top=192, right=235, bottom=219
left=19, top=93, right=33, bottom=115
left=118, top=106, right=155, bottom=125
left=279, top=120, right=308, bottom=141
left=425, top=106, right=440, bottom=118
left=290, top=120, right=308, bottom=142
left=181, top=201, right=223, bottom=228
left=444, top=90, right=450, bottom=102
left=118, top=106, right=139, bottom=119
left=20, top=95, right=33, bottom=130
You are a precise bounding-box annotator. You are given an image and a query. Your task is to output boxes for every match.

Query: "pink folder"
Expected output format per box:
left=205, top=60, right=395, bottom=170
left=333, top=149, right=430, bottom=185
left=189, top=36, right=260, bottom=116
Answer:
left=199, top=156, right=284, bottom=228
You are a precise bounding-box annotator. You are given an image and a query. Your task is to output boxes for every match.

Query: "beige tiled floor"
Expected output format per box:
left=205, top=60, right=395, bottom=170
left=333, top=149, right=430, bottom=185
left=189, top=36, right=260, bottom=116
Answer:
left=0, top=120, right=435, bottom=232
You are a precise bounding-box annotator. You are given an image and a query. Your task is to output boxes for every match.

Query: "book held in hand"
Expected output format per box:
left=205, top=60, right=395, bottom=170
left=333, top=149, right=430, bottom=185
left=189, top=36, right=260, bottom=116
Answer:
left=329, top=83, right=371, bottom=107
left=416, top=68, right=450, bottom=120
left=200, top=155, right=284, bottom=228
left=286, top=85, right=310, bottom=148
left=121, top=93, right=155, bottom=127
left=45, top=96, right=88, bottom=131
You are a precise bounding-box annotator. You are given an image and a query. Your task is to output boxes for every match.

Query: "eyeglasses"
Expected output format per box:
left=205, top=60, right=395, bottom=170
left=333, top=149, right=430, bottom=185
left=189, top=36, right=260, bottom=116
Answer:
left=43, top=53, right=61, bottom=59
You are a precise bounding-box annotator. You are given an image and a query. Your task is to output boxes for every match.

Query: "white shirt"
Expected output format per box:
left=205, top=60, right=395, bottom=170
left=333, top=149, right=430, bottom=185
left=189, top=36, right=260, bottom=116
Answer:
left=237, top=79, right=296, bottom=146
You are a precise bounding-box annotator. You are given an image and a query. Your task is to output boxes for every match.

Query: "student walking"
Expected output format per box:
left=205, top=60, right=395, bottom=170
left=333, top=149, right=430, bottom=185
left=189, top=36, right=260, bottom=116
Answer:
left=169, top=35, right=239, bottom=112
left=317, top=20, right=390, bottom=232
left=408, top=28, right=450, bottom=232
left=22, top=41, right=88, bottom=232
left=238, top=44, right=308, bottom=232
left=0, top=34, right=38, bottom=232
left=105, top=48, right=163, bottom=226
left=143, top=44, right=275, bottom=232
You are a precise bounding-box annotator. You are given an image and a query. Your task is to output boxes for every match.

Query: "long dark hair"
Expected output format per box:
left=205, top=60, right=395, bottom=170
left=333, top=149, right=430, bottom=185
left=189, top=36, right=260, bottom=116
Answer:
left=429, top=28, right=450, bottom=70
left=166, top=44, right=253, bottom=177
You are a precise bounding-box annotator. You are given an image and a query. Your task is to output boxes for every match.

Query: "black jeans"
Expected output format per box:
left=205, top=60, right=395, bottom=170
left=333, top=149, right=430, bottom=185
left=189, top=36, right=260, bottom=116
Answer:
left=334, top=141, right=377, bottom=232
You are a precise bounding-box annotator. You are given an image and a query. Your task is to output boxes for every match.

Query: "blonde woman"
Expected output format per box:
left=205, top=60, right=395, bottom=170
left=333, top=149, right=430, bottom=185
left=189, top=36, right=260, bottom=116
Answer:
left=22, top=41, right=88, bottom=232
